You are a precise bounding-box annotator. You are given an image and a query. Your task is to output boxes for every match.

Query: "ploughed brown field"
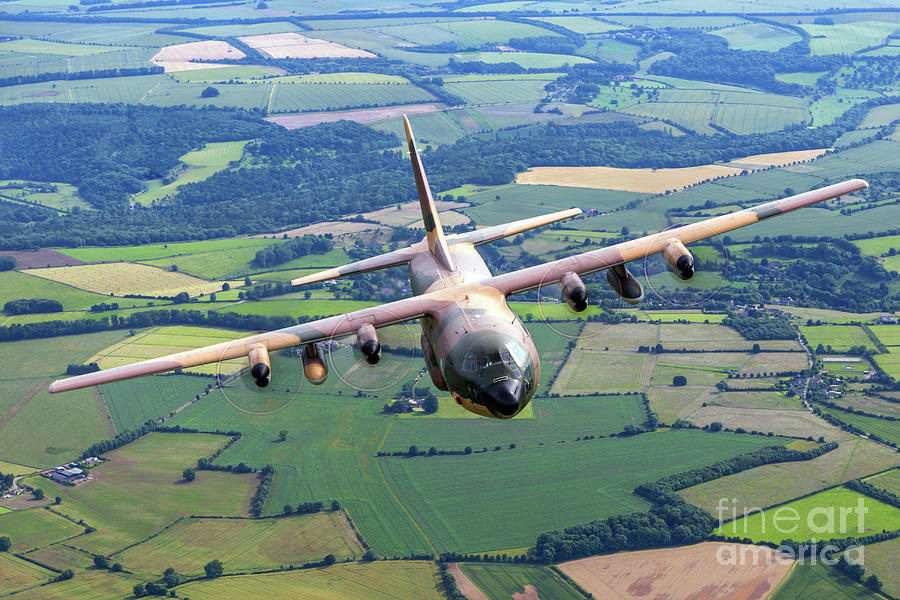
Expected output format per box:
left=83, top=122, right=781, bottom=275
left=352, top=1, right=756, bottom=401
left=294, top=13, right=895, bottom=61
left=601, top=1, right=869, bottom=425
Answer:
left=0, top=250, right=84, bottom=269
left=559, top=542, right=793, bottom=600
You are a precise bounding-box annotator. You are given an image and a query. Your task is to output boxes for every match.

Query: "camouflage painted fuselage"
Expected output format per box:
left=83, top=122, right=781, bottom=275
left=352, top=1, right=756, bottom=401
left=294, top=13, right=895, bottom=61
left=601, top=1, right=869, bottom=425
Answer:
left=410, top=240, right=539, bottom=419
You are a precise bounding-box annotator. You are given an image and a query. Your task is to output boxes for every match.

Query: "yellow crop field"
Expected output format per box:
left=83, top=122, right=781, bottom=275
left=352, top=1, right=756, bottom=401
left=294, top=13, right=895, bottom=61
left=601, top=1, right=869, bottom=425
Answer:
left=516, top=148, right=831, bottom=193
left=238, top=33, right=375, bottom=59
left=27, top=263, right=242, bottom=297
left=89, top=325, right=246, bottom=375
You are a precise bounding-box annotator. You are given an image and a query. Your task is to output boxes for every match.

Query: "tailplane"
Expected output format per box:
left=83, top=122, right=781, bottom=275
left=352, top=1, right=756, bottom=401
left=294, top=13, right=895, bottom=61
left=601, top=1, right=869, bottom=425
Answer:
left=403, top=115, right=456, bottom=272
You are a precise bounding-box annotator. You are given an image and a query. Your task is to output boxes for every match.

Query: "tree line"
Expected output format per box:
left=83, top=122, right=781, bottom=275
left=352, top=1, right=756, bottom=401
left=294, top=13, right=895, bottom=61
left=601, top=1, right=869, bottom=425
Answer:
left=252, top=235, right=333, bottom=268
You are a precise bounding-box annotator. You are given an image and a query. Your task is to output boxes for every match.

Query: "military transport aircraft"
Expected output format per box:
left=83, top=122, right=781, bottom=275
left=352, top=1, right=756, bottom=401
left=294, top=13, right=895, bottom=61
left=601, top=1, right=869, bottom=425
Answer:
left=50, top=117, right=868, bottom=419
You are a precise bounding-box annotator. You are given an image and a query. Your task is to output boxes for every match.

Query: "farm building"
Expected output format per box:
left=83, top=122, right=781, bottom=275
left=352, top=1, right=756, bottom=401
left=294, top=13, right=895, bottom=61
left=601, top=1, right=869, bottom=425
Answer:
left=48, top=465, right=87, bottom=484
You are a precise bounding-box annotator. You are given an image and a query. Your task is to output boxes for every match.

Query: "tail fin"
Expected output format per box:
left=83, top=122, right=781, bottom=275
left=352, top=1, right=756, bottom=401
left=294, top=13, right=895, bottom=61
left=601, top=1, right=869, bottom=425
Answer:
left=403, top=115, right=456, bottom=272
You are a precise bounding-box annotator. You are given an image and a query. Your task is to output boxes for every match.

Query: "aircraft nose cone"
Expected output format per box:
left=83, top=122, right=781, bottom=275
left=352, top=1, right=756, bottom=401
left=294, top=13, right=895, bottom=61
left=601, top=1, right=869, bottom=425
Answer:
left=484, top=378, right=522, bottom=418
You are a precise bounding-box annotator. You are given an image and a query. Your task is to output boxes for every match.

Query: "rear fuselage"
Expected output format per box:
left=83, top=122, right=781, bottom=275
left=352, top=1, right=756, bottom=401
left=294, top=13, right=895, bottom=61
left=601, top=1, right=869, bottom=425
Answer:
left=409, top=241, right=540, bottom=418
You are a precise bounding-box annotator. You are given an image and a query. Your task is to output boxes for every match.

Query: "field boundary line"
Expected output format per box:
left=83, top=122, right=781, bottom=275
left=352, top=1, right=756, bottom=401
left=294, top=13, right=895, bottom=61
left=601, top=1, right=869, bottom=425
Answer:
left=373, top=417, right=438, bottom=556
left=267, top=81, right=278, bottom=114
left=94, top=387, right=117, bottom=438
left=0, top=378, right=48, bottom=432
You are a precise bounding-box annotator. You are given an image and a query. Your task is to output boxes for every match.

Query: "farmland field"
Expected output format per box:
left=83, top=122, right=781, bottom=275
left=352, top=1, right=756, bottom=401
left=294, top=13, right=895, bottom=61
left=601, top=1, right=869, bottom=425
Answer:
left=452, top=51, right=593, bottom=69
left=380, top=430, right=787, bottom=552
left=870, top=325, right=900, bottom=346
left=858, top=103, right=900, bottom=129
left=184, top=21, right=302, bottom=37
left=838, top=394, right=900, bottom=418
left=151, top=40, right=246, bottom=64
left=59, top=237, right=278, bottom=264
left=800, top=22, right=899, bottom=55
left=0, top=551, right=54, bottom=594
left=0, top=270, right=114, bottom=311
left=560, top=542, right=792, bottom=600
left=382, top=19, right=559, bottom=47
left=717, top=486, right=900, bottom=543
left=171, top=65, right=283, bottom=82
left=0, top=508, right=85, bottom=553
left=25, top=432, right=257, bottom=555
left=115, top=512, right=362, bottom=577
left=874, top=351, right=900, bottom=378
left=175, top=560, right=444, bottom=600
left=800, top=325, right=873, bottom=352
left=138, top=245, right=268, bottom=279
left=551, top=351, right=649, bottom=394
left=460, top=563, right=584, bottom=600
left=443, top=79, right=551, bottom=105
left=773, top=306, right=893, bottom=325
left=133, top=140, right=249, bottom=205
left=857, top=536, right=900, bottom=599
left=26, top=263, right=241, bottom=298
left=0, top=38, right=127, bottom=56
left=819, top=406, right=900, bottom=446
left=866, top=469, right=900, bottom=495
left=102, top=375, right=213, bottom=431
left=3, top=569, right=144, bottom=600
left=712, top=22, right=801, bottom=51
left=239, top=32, right=375, bottom=59
left=770, top=561, right=881, bottom=600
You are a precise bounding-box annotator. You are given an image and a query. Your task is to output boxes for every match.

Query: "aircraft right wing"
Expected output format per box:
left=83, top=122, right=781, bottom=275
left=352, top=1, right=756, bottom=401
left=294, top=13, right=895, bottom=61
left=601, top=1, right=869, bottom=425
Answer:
left=486, top=179, right=868, bottom=296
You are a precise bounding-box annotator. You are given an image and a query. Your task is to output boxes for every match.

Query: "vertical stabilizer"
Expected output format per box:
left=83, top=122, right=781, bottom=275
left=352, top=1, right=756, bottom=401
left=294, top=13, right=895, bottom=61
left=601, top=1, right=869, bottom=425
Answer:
left=403, top=115, right=456, bottom=272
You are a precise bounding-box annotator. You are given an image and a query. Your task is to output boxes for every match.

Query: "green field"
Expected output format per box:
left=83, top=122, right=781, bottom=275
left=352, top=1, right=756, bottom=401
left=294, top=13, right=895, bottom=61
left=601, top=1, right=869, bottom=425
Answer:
left=801, top=22, right=898, bottom=55
left=183, top=21, right=302, bottom=37
left=718, top=486, right=900, bottom=543
left=0, top=38, right=126, bottom=56
left=383, top=18, right=558, bottom=48
left=865, top=469, right=900, bottom=495
left=2, top=569, right=144, bottom=599
left=858, top=103, right=900, bottom=129
left=460, top=563, right=585, bottom=600
left=443, top=79, right=551, bottom=105
left=138, top=244, right=269, bottom=279
left=0, top=20, right=190, bottom=46
left=852, top=234, right=900, bottom=257
left=857, top=536, right=900, bottom=599
left=712, top=22, right=801, bottom=51
left=0, top=551, right=54, bottom=594
left=452, top=51, right=593, bottom=69
left=809, top=88, right=882, bottom=126
left=171, top=65, right=283, bottom=82
left=59, top=237, right=278, bottom=264
left=25, top=432, right=257, bottom=555
left=534, top=16, right=620, bottom=34
left=103, top=375, right=213, bottom=432
left=0, top=74, right=168, bottom=107
left=870, top=325, right=900, bottom=346
left=115, top=512, right=361, bottom=577
left=216, top=298, right=379, bottom=319
left=0, top=179, right=87, bottom=211
left=770, top=561, right=881, bottom=600
left=0, top=508, right=85, bottom=553
left=133, top=140, right=250, bottom=205
left=872, top=350, right=900, bottom=378
left=175, top=560, right=444, bottom=600
left=800, top=325, right=873, bottom=352
left=820, top=406, right=900, bottom=446
left=0, top=270, right=118, bottom=312
left=0, top=330, right=130, bottom=468
left=380, top=430, right=786, bottom=552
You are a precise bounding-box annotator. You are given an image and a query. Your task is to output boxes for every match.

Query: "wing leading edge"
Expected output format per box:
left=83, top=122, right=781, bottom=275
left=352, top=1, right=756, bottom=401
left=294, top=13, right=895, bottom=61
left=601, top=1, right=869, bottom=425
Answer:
left=487, top=179, right=868, bottom=296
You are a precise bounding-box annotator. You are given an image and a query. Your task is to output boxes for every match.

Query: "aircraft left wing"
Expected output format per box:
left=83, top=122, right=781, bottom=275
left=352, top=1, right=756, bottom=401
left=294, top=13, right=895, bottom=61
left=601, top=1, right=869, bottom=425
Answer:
left=487, top=179, right=868, bottom=296
left=48, top=294, right=433, bottom=393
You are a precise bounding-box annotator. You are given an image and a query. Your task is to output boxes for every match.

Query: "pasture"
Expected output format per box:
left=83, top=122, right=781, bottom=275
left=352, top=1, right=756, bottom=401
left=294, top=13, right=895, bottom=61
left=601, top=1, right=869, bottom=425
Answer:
left=138, top=245, right=266, bottom=279
left=59, top=237, right=278, bottom=264
left=2, top=569, right=144, bottom=600
left=0, top=551, right=54, bottom=594
left=801, top=325, right=878, bottom=352
left=551, top=351, right=649, bottom=394
left=770, top=561, right=881, bottom=600
left=90, top=325, right=246, bottom=376
left=679, top=434, right=900, bottom=516
left=711, top=22, right=801, bottom=51
left=452, top=51, right=594, bottom=69
left=866, top=469, right=900, bottom=495
left=773, top=305, right=892, bottom=325
left=175, top=560, right=444, bottom=600
left=716, top=486, right=900, bottom=544
left=838, top=394, right=900, bottom=419
left=0, top=508, right=85, bottom=553
left=115, top=512, right=362, bottom=577
left=379, top=430, right=787, bottom=552
left=875, top=351, right=900, bottom=379
left=133, top=140, right=250, bottom=205
left=0, top=270, right=113, bottom=311
left=870, top=325, right=900, bottom=346
left=26, top=432, right=257, bottom=555
left=535, top=16, right=620, bottom=34
left=382, top=18, right=558, bottom=47
left=0, top=20, right=190, bottom=46
left=26, top=263, right=242, bottom=298
left=820, top=407, right=900, bottom=446
left=560, top=542, right=792, bottom=600
left=0, top=38, right=125, bottom=56
left=102, top=375, right=213, bottom=432
left=460, top=563, right=584, bottom=600
left=801, top=22, right=898, bottom=55
left=172, top=65, right=283, bottom=82
left=854, top=536, right=900, bottom=599
left=858, top=103, right=900, bottom=129
left=852, top=234, right=900, bottom=257
left=443, top=79, right=551, bottom=105
left=0, top=179, right=87, bottom=211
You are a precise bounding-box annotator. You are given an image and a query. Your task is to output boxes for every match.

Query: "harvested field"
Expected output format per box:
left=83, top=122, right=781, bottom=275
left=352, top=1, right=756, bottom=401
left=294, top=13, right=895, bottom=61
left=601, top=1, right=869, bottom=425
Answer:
left=517, top=148, right=831, bottom=193
left=151, top=41, right=245, bottom=67
left=358, top=199, right=469, bottom=227
left=559, top=542, right=793, bottom=600
left=0, top=249, right=83, bottom=269
left=266, top=103, right=441, bottom=129
left=249, top=221, right=383, bottom=238
left=26, top=263, right=242, bottom=298
left=447, top=562, right=489, bottom=600
left=239, top=32, right=375, bottom=59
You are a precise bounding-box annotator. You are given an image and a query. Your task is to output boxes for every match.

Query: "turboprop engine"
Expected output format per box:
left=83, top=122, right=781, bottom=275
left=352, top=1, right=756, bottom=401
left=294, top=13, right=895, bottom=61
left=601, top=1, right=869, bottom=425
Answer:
left=357, top=324, right=381, bottom=365
left=662, top=239, right=694, bottom=280
left=301, top=342, right=328, bottom=385
left=560, top=272, right=588, bottom=312
left=248, top=343, right=271, bottom=388
left=606, top=264, right=644, bottom=305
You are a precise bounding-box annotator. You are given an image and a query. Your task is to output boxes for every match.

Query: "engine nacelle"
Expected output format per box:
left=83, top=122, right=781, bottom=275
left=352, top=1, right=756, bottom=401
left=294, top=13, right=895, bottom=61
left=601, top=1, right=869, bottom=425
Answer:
left=662, top=239, right=694, bottom=280
left=559, top=272, right=588, bottom=312
left=421, top=333, right=448, bottom=391
left=357, top=323, right=380, bottom=365
left=606, top=264, right=644, bottom=305
left=248, top=343, right=271, bottom=388
left=301, top=342, right=328, bottom=385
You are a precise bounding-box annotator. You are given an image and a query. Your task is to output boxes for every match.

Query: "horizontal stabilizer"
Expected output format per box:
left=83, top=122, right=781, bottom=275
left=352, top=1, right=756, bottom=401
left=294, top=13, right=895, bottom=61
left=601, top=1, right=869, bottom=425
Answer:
left=291, top=246, right=416, bottom=286
left=450, top=208, right=582, bottom=246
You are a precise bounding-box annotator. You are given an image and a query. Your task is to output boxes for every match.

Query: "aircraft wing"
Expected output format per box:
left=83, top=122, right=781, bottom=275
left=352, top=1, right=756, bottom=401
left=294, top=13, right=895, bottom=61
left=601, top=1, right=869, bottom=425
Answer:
left=487, top=179, right=868, bottom=296
left=48, top=294, right=432, bottom=393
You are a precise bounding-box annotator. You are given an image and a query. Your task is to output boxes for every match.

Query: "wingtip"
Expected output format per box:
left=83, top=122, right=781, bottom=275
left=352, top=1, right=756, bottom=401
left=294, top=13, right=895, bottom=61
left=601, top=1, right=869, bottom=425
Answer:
left=48, top=381, right=59, bottom=394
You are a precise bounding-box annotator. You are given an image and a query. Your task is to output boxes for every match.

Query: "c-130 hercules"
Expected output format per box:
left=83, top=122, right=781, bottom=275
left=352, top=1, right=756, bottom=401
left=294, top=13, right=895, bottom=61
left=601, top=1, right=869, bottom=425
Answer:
left=51, top=117, right=868, bottom=418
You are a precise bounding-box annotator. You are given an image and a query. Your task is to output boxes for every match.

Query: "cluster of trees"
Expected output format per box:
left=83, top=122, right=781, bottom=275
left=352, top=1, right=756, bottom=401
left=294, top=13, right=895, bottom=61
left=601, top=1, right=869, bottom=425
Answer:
left=250, top=465, right=275, bottom=517
left=534, top=494, right=714, bottom=562
left=251, top=235, right=333, bottom=268
left=91, top=555, right=123, bottom=572
left=65, top=363, right=100, bottom=375
left=636, top=442, right=838, bottom=502
left=0, top=472, right=12, bottom=494
left=836, top=555, right=882, bottom=593
left=644, top=31, right=846, bottom=95
left=0, top=535, right=9, bottom=551
left=722, top=315, right=796, bottom=340
left=0, top=256, right=14, bottom=270
left=284, top=500, right=339, bottom=515
left=90, top=302, right=119, bottom=312
left=81, top=420, right=158, bottom=459
left=3, top=298, right=62, bottom=315
left=437, top=560, right=468, bottom=600
left=845, top=478, right=900, bottom=510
